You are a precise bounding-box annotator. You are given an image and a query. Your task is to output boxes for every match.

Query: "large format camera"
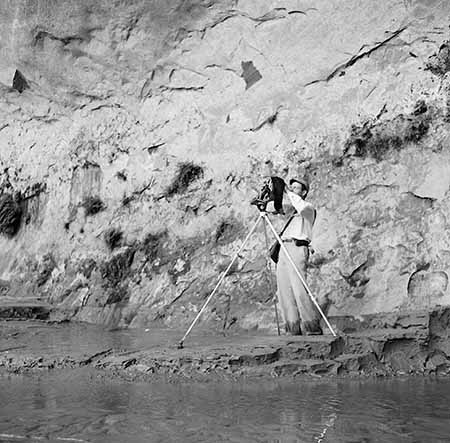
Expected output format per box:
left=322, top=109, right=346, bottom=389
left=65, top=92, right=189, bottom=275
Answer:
left=250, top=177, right=285, bottom=213
left=250, top=180, right=272, bottom=212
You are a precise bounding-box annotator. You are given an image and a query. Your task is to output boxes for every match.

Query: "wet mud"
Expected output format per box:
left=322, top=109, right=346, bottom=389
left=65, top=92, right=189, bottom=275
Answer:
left=1, top=306, right=450, bottom=380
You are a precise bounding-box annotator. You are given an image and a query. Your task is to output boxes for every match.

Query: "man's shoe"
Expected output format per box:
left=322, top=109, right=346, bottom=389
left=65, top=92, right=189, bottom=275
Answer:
left=285, top=320, right=302, bottom=335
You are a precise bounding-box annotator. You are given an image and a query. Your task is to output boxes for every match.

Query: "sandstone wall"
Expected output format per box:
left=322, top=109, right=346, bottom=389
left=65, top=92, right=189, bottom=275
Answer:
left=1, top=0, right=450, bottom=331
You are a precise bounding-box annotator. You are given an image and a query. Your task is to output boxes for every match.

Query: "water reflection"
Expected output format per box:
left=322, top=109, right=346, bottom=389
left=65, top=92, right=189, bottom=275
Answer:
left=0, top=373, right=449, bottom=442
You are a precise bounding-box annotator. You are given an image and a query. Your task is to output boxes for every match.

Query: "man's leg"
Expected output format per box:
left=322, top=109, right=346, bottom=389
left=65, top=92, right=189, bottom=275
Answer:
left=287, top=246, right=322, bottom=334
left=276, top=245, right=302, bottom=334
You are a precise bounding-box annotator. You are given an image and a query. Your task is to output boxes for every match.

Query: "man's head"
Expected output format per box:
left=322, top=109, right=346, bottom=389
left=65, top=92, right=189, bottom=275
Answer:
left=289, top=177, right=309, bottom=199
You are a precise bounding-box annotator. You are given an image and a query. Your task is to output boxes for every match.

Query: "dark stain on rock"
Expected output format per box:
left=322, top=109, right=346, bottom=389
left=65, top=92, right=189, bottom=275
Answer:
left=412, top=99, right=428, bottom=116
left=166, top=239, right=197, bottom=283
left=349, top=229, right=363, bottom=244
left=116, top=170, right=127, bottom=181
left=21, top=183, right=47, bottom=227
left=426, top=42, right=450, bottom=76
left=344, top=101, right=431, bottom=161
left=12, top=70, right=30, bottom=93
left=103, top=227, right=123, bottom=251
left=340, top=254, right=374, bottom=296
left=36, top=253, right=57, bottom=287
left=140, top=230, right=168, bottom=262
left=105, top=285, right=129, bottom=305
left=33, top=28, right=90, bottom=48
left=241, top=61, right=262, bottom=90
left=137, top=230, right=196, bottom=282
left=121, top=194, right=134, bottom=206
left=77, top=258, right=96, bottom=279
left=214, top=217, right=242, bottom=244
left=70, top=163, right=102, bottom=201
left=81, top=195, right=106, bottom=216
left=68, top=163, right=103, bottom=221
left=100, top=247, right=136, bottom=287
left=165, top=162, right=203, bottom=197
left=0, top=193, right=23, bottom=237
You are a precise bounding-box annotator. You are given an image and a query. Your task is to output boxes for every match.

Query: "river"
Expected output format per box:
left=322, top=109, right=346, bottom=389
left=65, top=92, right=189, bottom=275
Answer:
left=1, top=371, right=449, bottom=442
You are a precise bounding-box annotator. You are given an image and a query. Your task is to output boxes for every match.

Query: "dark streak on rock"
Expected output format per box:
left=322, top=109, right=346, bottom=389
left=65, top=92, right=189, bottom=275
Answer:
left=165, top=162, right=204, bottom=197
left=32, top=28, right=93, bottom=47
left=79, top=348, right=113, bottom=366
left=244, top=109, right=279, bottom=132
left=339, top=255, right=374, bottom=291
left=203, top=7, right=311, bottom=31
left=355, top=183, right=398, bottom=196
left=161, top=86, right=204, bottom=92
left=153, top=285, right=192, bottom=321
left=0, top=193, right=22, bottom=237
left=404, top=191, right=435, bottom=204
left=205, top=64, right=241, bottom=77
left=304, top=27, right=407, bottom=87
left=145, top=142, right=165, bottom=153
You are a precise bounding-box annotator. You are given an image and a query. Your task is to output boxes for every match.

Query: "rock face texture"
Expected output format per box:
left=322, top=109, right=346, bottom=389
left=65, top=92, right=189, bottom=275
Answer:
left=1, top=0, right=450, bottom=331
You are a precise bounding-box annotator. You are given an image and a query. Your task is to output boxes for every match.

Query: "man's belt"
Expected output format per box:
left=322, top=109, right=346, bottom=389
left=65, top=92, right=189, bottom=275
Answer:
left=282, top=238, right=310, bottom=247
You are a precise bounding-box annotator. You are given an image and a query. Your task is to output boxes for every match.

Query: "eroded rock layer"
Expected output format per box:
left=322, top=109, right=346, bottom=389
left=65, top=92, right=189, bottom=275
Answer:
left=1, top=308, right=450, bottom=377
left=1, top=0, right=450, bottom=330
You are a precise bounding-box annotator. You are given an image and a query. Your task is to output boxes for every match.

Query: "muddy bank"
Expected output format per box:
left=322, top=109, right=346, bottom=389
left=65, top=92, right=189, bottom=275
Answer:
left=1, top=307, right=450, bottom=379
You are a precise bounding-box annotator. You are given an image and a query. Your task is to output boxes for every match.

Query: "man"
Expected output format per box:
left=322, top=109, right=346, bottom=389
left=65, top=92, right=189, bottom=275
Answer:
left=276, top=176, right=322, bottom=335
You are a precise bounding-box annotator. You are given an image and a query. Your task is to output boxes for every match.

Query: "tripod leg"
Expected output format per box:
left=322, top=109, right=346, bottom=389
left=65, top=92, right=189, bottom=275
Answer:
left=178, top=213, right=263, bottom=348
left=263, top=219, right=280, bottom=335
left=262, top=213, right=337, bottom=337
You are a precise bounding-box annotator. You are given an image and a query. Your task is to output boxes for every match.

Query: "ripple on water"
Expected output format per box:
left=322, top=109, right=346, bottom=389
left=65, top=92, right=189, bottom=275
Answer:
left=0, top=372, right=450, bottom=443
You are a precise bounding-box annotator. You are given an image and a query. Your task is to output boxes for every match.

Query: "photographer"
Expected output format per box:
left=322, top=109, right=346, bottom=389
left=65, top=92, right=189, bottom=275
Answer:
left=276, top=176, right=322, bottom=335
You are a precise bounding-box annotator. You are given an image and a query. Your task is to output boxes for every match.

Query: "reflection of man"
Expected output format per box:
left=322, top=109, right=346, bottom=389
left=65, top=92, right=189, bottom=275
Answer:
left=276, top=176, right=322, bottom=335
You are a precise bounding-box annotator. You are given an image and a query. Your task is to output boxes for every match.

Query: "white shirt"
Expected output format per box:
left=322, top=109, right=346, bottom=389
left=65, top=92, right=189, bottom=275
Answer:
left=281, top=191, right=316, bottom=242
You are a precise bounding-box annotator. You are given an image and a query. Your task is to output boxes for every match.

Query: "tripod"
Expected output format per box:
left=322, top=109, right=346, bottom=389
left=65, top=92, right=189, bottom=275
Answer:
left=178, top=210, right=336, bottom=348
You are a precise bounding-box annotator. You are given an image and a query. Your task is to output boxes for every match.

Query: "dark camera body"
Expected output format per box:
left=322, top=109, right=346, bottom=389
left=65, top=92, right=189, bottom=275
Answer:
left=250, top=182, right=272, bottom=211
left=250, top=177, right=285, bottom=213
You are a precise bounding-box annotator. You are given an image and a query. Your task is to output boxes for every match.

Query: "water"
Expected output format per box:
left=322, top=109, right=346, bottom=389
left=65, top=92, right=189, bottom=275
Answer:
left=1, top=372, right=449, bottom=443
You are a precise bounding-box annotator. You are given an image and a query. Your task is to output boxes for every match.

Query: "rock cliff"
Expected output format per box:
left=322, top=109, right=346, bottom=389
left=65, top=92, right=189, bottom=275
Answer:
left=1, top=0, right=450, bottom=331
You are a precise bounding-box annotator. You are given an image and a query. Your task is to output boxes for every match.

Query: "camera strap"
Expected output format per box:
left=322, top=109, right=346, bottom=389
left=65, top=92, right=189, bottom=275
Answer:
left=278, top=215, right=295, bottom=238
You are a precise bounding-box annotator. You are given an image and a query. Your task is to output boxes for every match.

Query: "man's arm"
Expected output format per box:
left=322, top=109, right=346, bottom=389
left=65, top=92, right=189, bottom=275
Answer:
left=287, top=191, right=316, bottom=220
left=287, top=191, right=306, bottom=212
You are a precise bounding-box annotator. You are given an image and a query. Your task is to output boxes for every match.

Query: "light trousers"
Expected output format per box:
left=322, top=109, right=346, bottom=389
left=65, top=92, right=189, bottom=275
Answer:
left=276, top=243, right=321, bottom=334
